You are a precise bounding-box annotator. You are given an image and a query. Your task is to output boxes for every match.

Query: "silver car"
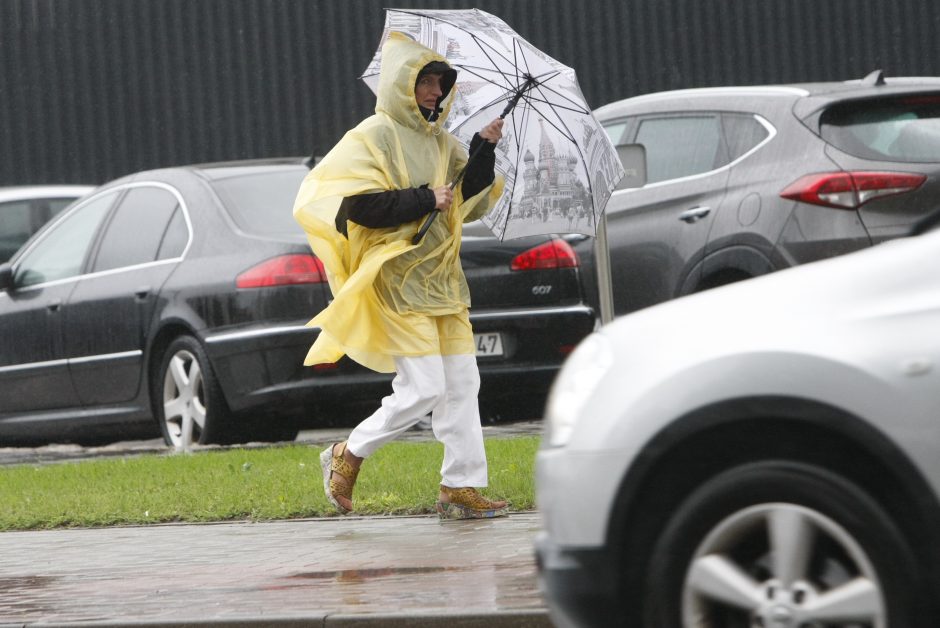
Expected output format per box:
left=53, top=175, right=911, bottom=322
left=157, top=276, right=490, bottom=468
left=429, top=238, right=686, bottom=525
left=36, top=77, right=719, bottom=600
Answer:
left=0, top=185, right=94, bottom=262
left=536, top=216, right=940, bottom=626
left=585, top=72, right=940, bottom=317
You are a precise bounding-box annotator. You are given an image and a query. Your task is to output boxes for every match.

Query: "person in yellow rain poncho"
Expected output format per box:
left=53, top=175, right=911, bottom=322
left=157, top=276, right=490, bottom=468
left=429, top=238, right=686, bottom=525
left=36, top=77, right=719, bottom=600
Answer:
left=293, top=32, right=509, bottom=520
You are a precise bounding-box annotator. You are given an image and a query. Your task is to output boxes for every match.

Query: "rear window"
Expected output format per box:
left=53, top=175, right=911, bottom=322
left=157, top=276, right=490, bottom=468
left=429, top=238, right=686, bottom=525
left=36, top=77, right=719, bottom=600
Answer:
left=209, top=169, right=308, bottom=236
left=820, top=95, right=940, bottom=163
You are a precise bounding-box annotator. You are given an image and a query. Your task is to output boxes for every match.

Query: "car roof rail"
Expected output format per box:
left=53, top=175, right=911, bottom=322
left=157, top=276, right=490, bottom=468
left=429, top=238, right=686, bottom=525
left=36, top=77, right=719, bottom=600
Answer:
left=861, top=69, right=886, bottom=86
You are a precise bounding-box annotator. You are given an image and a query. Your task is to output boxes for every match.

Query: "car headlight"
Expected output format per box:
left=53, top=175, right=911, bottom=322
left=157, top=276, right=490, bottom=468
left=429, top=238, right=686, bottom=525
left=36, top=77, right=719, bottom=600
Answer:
left=545, top=332, right=614, bottom=447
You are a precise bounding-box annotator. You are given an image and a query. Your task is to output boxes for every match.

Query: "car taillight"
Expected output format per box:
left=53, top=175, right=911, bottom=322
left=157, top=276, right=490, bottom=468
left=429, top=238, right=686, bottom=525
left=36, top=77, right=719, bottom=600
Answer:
left=510, top=238, right=579, bottom=271
left=780, top=171, right=926, bottom=209
left=236, top=254, right=326, bottom=288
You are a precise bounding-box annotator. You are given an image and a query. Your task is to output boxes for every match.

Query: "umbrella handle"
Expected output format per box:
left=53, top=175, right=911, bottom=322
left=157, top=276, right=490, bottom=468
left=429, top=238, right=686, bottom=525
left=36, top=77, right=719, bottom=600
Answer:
left=411, top=136, right=493, bottom=245
left=412, top=209, right=440, bottom=244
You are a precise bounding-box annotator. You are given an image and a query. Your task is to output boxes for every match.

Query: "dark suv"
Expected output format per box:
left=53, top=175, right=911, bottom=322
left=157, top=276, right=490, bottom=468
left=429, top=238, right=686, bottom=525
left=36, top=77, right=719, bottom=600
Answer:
left=587, top=71, right=940, bottom=315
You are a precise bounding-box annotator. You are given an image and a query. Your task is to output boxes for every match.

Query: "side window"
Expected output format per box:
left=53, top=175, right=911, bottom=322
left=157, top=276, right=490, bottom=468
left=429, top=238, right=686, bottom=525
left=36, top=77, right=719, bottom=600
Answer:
left=14, top=192, right=118, bottom=288
left=156, top=207, right=188, bottom=260
left=47, top=198, right=77, bottom=220
left=91, top=186, right=180, bottom=273
left=634, top=115, right=723, bottom=184
left=723, top=113, right=771, bottom=162
left=602, top=120, right=629, bottom=145
left=0, top=200, right=32, bottom=262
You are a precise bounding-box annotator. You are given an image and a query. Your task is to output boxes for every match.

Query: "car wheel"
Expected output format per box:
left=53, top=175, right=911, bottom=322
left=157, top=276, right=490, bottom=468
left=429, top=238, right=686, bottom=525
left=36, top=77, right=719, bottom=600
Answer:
left=643, top=461, right=920, bottom=628
left=154, top=335, right=234, bottom=448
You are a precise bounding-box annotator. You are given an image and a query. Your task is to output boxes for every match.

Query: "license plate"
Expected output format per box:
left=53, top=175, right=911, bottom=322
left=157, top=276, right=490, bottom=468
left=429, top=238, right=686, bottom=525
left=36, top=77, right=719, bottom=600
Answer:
left=474, top=332, right=504, bottom=357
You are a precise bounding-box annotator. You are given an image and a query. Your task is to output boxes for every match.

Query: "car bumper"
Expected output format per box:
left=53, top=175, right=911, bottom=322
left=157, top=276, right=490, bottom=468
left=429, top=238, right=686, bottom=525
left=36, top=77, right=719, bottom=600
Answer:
left=203, top=304, right=596, bottom=420
left=535, top=531, right=620, bottom=628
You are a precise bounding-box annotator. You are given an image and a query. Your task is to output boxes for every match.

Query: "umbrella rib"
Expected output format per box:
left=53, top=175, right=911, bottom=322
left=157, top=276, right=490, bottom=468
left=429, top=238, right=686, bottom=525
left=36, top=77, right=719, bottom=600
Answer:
left=467, top=36, right=525, bottom=89
left=519, top=96, right=577, bottom=143
left=446, top=91, right=517, bottom=136
left=506, top=92, right=528, bottom=157
left=456, top=65, right=518, bottom=91
left=524, top=79, right=591, bottom=113
left=455, top=64, right=558, bottom=85
left=520, top=93, right=589, bottom=115
left=498, top=91, right=536, bottom=237
left=515, top=39, right=532, bottom=88
left=525, top=82, right=589, bottom=127
left=493, top=84, right=529, bottom=239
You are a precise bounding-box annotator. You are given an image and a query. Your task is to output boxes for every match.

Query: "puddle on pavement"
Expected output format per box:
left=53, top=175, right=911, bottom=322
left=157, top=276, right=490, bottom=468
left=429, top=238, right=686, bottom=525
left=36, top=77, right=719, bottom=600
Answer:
left=0, top=575, right=57, bottom=591
left=262, top=565, right=472, bottom=591
left=0, top=576, right=58, bottom=616
left=288, top=565, right=462, bottom=581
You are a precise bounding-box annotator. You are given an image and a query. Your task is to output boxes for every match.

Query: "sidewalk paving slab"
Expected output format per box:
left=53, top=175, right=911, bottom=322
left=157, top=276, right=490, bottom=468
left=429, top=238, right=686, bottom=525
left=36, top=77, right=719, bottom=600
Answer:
left=0, top=512, right=552, bottom=628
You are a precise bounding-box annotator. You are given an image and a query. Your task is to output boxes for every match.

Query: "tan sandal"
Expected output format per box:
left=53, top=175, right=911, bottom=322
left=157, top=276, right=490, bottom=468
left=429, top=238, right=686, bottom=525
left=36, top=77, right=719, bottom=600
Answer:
left=436, top=485, right=508, bottom=520
left=319, top=442, right=360, bottom=514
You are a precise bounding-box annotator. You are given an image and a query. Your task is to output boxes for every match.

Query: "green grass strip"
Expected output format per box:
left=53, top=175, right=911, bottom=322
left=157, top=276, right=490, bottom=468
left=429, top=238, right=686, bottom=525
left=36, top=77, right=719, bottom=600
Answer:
left=0, top=437, right=538, bottom=531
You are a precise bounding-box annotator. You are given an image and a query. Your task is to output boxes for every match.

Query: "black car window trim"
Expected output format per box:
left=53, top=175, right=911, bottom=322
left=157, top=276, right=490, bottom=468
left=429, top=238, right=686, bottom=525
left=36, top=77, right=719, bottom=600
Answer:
left=86, top=183, right=191, bottom=274
left=611, top=112, right=775, bottom=193
left=9, top=182, right=193, bottom=291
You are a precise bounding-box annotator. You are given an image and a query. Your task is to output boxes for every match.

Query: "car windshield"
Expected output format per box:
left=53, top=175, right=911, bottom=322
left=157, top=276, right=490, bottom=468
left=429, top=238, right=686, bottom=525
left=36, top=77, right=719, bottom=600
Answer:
left=820, top=94, right=940, bottom=163
left=209, top=168, right=308, bottom=236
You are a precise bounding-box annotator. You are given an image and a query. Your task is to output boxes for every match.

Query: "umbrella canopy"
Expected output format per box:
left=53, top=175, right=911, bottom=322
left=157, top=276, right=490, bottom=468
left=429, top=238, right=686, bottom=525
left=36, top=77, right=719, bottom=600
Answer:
left=361, top=8, right=625, bottom=241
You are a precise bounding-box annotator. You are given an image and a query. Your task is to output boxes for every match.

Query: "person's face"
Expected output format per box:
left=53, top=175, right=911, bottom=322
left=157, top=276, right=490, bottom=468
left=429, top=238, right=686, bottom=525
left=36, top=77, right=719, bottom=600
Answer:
left=415, top=73, right=444, bottom=110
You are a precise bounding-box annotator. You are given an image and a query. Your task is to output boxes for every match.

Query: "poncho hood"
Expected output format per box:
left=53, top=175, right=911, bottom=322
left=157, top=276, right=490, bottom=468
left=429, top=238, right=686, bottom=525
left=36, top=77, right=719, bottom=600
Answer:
left=376, top=32, right=456, bottom=134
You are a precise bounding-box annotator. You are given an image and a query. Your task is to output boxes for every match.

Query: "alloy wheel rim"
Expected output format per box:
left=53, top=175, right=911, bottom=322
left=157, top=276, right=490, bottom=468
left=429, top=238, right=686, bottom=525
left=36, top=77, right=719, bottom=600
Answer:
left=161, top=349, right=206, bottom=449
left=681, top=502, right=885, bottom=628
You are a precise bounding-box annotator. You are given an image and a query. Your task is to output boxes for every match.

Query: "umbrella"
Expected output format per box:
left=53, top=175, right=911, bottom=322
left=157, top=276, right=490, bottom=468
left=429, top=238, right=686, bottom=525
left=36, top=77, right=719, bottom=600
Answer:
left=362, top=8, right=626, bottom=320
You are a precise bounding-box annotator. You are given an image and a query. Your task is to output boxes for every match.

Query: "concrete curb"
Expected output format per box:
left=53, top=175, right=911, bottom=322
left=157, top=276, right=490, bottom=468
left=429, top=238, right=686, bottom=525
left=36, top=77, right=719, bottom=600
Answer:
left=10, top=609, right=553, bottom=627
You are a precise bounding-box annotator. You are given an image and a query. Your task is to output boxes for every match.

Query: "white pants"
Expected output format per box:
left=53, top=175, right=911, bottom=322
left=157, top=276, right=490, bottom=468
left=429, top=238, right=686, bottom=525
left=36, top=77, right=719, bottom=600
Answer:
left=346, top=354, right=488, bottom=488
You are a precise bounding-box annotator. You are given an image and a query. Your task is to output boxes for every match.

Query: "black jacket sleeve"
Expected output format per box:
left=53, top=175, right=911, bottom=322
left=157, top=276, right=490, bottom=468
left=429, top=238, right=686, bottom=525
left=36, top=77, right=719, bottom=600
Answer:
left=461, top=133, right=497, bottom=199
left=335, top=187, right=437, bottom=236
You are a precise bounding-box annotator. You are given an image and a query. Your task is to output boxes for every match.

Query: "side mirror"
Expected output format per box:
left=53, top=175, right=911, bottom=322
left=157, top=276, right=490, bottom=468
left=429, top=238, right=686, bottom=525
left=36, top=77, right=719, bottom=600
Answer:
left=0, top=263, right=13, bottom=293
left=615, top=143, right=647, bottom=190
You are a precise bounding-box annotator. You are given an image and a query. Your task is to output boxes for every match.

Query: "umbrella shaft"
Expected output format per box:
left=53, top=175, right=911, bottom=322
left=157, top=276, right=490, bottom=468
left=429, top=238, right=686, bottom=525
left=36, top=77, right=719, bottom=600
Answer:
left=500, top=75, right=537, bottom=118
left=414, top=77, right=538, bottom=245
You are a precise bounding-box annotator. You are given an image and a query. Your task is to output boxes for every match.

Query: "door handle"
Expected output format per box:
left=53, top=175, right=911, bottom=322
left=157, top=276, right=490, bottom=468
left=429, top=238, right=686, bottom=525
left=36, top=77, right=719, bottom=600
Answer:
left=134, top=286, right=152, bottom=300
left=47, top=298, right=62, bottom=312
left=678, top=206, right=711, bottom=223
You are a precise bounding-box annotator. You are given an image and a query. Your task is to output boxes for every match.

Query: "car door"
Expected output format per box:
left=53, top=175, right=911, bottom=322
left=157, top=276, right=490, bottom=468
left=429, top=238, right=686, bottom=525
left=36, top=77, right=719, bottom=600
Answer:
left=603, top=113, right=731, bottom=315
left=64, top=184, right=190, bottom=406
left=0, top=192, right=118, bottom=414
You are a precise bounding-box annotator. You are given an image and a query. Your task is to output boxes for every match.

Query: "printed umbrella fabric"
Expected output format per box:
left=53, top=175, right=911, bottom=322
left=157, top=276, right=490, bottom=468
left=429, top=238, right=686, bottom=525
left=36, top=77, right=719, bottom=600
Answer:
left=361, top=8, right=625, bottom=241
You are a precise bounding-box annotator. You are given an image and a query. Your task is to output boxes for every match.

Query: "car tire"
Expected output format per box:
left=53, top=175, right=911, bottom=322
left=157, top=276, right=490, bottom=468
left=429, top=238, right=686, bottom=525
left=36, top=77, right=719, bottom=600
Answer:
left=153, top=335, right=237, bottom=448
left=642, top=460, right=921, bottom=628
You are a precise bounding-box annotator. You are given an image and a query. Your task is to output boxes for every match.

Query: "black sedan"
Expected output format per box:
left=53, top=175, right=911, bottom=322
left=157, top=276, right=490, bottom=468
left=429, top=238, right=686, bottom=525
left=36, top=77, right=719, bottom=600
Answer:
left=0, top=159, right=595, bottom=448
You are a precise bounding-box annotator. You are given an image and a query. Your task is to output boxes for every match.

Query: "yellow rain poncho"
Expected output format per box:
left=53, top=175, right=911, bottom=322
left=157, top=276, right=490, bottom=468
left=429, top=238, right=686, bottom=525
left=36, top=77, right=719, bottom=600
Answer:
left=293, top=32, right=504, bottom=374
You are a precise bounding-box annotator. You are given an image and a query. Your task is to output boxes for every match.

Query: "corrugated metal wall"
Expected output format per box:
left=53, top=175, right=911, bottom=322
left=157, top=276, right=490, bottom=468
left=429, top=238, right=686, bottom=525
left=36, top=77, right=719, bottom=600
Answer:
left=2, top=0, right=939, bottom=186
